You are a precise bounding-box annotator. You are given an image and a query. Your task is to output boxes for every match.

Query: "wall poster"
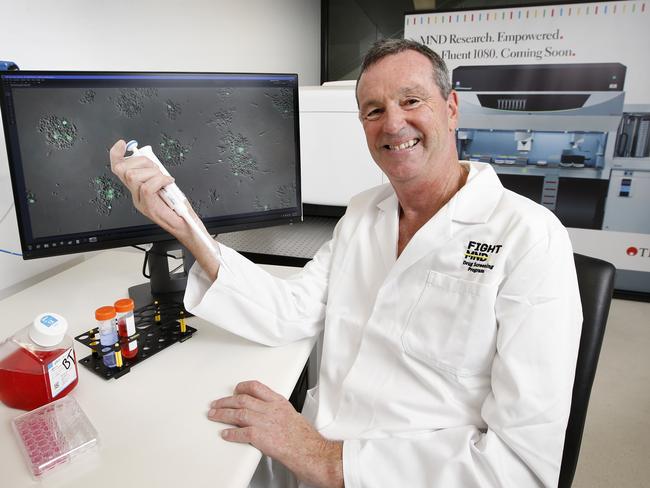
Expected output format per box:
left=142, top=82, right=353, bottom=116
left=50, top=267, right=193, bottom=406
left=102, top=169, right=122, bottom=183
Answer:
left=405, top=1, right=650, bottom=295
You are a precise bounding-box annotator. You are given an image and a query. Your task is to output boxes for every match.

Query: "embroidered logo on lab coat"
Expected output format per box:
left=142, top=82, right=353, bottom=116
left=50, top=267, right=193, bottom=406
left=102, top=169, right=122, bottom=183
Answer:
left=463, top=240, right=502, bottom=274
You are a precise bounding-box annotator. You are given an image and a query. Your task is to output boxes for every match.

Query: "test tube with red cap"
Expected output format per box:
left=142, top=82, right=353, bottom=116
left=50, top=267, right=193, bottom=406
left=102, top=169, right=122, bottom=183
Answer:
left=114, top=298, right=138, bottom=358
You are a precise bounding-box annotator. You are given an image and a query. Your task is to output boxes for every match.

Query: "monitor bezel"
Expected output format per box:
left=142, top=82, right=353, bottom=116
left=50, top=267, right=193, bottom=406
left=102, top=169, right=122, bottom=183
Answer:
left=0, top=70, right=303, bottom=260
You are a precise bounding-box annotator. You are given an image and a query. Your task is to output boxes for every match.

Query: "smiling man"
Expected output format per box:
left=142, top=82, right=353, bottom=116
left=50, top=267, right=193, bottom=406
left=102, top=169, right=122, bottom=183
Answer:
left=110, top=39, right=582, bottom=488
left=355, top=42, right=468, bottom=258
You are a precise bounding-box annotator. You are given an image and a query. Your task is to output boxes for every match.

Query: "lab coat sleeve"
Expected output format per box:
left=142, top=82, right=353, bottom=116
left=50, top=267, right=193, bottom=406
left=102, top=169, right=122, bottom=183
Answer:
left=342, top=226, right=583, bottom=488
left=183, top=225, right=339, bottom=346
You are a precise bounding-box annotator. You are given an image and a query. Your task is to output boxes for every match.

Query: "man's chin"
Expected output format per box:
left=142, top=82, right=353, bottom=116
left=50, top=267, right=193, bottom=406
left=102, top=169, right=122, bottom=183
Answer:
left=381, top=164, right=424, bottom=184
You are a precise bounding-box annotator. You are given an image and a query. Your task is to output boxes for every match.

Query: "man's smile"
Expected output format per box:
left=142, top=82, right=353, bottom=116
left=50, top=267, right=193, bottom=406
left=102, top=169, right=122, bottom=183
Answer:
left=384, top=138, right=420, bottom=151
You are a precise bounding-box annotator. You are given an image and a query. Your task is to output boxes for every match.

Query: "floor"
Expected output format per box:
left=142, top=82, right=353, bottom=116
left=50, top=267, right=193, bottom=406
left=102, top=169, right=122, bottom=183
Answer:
left=572, top=297, right=650, bottom=488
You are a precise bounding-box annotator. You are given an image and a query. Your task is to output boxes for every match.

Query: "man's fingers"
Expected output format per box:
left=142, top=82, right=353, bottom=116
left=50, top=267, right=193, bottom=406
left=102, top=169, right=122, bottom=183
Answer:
left=138, top=174, right=175, bottom=202
left=110, top=139, right=158, bottom=179
left=210, top=393, right=266, bottom=412
left=109, top=139, right=126, bottom=167
left=123, top=166, right=165, bottom=188
left=208, top=406, right=264, bottom=427
left=221, top=426, right=257, bottom=444
left=234, top=380, right=284, bottom=402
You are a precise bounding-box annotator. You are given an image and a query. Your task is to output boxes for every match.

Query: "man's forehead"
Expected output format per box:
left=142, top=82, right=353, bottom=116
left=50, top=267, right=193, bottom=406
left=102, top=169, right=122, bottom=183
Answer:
left=360, top=82, right=429, bottom=99
left=357, top=72, right=438, bottom=106
left=360, top=51, right=434, bottom=82
left=356, top=50, right=441, bottom=106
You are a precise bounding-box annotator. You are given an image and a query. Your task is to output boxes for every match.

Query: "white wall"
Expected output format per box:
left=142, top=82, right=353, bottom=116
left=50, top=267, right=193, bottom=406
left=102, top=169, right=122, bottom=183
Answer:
left=0, top=0, right=320, bottom=298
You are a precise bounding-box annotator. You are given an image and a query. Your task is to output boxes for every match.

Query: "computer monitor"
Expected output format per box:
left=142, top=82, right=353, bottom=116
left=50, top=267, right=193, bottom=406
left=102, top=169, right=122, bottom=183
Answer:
left=0, top=71, right=302, bottom=305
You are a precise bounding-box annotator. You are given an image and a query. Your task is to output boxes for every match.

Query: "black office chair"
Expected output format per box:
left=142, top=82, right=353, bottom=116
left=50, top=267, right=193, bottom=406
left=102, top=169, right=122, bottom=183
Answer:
left=558, top=253, right=616, bottom=488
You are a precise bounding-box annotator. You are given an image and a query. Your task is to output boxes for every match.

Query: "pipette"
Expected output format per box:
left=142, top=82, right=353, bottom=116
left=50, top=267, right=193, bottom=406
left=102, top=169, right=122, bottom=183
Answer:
left=125, top=140, right=218, bottom=257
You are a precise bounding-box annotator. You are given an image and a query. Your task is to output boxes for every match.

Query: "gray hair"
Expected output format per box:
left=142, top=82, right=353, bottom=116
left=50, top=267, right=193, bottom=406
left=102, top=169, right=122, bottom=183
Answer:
left=356, top=38, right=452, bottom=100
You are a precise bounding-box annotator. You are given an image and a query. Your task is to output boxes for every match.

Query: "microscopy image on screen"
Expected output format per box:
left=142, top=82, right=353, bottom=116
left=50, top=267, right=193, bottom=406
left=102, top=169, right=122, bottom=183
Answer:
left=11, top=83, right=298, bottom=239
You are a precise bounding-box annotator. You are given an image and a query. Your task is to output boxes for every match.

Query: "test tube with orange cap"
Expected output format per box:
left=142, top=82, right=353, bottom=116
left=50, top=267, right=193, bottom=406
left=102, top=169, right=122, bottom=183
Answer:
left=114, top=298, right=138, bottom=358
left=95, top=306, right=117, bottom=368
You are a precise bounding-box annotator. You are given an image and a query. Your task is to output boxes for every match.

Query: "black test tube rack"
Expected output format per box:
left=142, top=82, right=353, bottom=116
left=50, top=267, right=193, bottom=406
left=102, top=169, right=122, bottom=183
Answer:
left=74, top=302, right=196, bottom=380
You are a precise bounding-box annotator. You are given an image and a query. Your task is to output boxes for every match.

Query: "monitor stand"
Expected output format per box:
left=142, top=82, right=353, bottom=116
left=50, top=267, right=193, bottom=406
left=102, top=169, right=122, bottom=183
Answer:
left=128, top=241, right=196, bottom=310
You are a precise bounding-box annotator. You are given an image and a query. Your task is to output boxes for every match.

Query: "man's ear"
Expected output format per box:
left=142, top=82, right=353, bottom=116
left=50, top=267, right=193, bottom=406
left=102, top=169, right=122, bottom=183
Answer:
left=447, top=90, right=459, bottom=131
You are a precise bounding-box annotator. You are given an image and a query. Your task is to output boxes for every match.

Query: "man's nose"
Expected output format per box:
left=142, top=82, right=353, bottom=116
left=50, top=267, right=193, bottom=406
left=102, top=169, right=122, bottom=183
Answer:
left=382, top=106, right=406, bottom=134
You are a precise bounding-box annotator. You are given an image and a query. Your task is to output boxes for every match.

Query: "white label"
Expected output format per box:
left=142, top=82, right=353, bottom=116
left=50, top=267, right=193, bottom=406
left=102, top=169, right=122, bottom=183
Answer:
left=126, top=315, right=136, bottom=351
left=118, top=315, right=138, bottom=352
left=47, top=348, right=77, bottom=398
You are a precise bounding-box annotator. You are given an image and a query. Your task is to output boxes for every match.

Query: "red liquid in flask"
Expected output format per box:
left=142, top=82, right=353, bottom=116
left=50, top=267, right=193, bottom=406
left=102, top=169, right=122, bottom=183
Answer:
left=0, top=346, right=78, bottom=411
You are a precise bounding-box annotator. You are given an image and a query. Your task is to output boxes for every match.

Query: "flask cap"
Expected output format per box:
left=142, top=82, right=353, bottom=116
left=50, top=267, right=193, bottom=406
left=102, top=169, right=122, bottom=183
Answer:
left=29, top=313, right=68, bottom=347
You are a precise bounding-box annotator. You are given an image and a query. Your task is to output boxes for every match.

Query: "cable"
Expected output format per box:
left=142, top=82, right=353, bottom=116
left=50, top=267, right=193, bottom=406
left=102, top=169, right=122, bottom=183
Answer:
left=0, top=203, right=22, bottom=255
left=142, top=252, right=150, bottom=279
left=131, top=244, right=181, bottom=259
left=0, top=248, right=22, bottom=256
left=130, top=244, right=184, bottom=280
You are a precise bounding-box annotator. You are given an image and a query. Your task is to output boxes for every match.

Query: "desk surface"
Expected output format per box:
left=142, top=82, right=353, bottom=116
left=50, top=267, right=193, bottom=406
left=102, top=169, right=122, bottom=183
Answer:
left=0, top=250, right=312, bottom=488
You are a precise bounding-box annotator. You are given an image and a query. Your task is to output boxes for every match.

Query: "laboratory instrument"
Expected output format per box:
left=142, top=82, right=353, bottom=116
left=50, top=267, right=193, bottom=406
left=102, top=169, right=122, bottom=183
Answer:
left=126, top=140, right=219, bottom=259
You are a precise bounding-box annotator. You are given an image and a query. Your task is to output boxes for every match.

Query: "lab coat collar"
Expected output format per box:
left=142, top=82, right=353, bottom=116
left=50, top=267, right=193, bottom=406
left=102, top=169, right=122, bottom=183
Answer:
left=374, top=161, right=504, bottom=223
left=372, top=161, right=504, bottom=282
left=374, top=188, right=399, bottom=272
left=451, top=162, right=504, bottom=224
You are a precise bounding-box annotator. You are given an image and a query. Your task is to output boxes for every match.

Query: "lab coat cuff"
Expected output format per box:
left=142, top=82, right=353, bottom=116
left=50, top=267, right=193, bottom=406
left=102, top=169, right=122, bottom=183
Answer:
left=183, top=241, right=233, bottom=311
left=342, top=439, right=362, bottom=488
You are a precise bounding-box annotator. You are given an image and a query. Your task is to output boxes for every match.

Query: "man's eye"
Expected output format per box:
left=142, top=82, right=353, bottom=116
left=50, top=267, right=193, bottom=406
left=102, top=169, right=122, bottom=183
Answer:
left=365, top=109, right=382, bottom=120
left=404, top=98, right=420, bottom=106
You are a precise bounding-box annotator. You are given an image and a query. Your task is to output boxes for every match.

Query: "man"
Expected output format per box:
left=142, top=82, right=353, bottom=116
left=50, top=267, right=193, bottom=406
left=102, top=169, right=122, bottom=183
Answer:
left=111, top=39, right=582, bottom=487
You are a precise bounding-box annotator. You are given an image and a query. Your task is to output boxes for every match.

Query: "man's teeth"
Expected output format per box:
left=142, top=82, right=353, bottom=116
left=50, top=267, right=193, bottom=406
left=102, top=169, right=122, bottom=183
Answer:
left=387, top=139, right=418, bottom=150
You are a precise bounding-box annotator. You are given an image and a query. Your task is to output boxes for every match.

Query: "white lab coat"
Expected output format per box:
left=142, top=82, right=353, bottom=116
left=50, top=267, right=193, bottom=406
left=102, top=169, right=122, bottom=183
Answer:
left=185, top=161, right=582, bottom=488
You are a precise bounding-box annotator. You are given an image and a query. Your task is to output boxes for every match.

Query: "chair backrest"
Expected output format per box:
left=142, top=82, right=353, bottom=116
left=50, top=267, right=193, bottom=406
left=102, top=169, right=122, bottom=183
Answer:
left=558, top=253, right=616, bottom=488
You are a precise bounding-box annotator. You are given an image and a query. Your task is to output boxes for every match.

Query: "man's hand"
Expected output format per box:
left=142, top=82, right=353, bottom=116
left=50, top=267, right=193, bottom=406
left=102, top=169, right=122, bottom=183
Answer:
left=208, top=380, right=344, bottom=488
left=109, top=140, right=185, bottom=236
left=109, top=139, right=220, bottom=279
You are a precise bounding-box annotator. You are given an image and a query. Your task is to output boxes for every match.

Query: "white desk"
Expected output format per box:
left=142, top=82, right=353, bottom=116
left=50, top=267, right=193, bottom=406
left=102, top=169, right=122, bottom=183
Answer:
left=0, top=250, right=313, bottom=487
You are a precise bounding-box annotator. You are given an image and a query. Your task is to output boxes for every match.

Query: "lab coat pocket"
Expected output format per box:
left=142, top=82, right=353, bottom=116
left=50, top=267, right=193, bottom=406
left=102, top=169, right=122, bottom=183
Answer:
left=402, top=270, right=498, bottom=377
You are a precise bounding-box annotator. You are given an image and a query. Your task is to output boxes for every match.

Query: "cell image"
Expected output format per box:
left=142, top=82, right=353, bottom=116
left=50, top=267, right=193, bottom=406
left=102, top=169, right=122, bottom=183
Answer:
left=215, top=88, right=232, bottom=98
left=266, top=88, right=294, bottom=119
left=276, top=183, right=296, bottom=207
left=89, top=175, right=125, bottom=216
left=220, top=132, right=258, bottom=178
left=10, top=83, right=299, bottom=239
left=79, top=90, right=96, bottom=104
left=38, top=115, right=78, bottom=149
left=165, top=99, right=182, bottom=120
left=51, top=182, right=63, bottom=199
left=159, top=133, right=191, bottom=167
left=115, top=88, right=158, bottom=118
left=253, top=196, right=270, bottom=211
left=207, top=109, right=234, bottom=131
left=209, top=188, right=221, bottom=204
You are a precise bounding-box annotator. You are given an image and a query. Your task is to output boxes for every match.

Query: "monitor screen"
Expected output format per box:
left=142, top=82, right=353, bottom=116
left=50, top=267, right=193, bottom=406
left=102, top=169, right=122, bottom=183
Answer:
left=0, top=71, right=302, bottom=260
